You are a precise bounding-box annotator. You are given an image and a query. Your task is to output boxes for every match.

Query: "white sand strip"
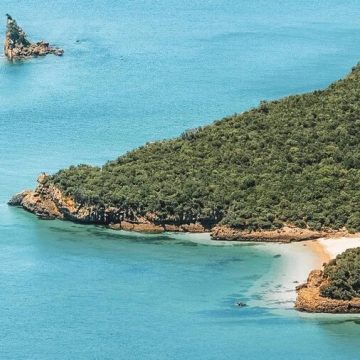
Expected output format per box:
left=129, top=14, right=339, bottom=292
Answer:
left=318, top=237, right=360, bottom=259
left=247, top=242, right=322, bottom=309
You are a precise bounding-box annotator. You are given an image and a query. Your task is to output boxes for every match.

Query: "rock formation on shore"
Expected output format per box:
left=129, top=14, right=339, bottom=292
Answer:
left=9, top=174, right=346, bottom=241
left=295, top=249, right=360, bottom=313
left=8, top=174, right=207, bottom=234
left=4, top=14, right=63, bottom=60
left=211, top=225, right=332, bottom=243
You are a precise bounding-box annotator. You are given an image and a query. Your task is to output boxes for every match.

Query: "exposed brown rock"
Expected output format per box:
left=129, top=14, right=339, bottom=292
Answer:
left=295, top=269, right=360, bottom=313
left=4, top=14, right=63, bottom=60
left=116, top=221, right=164, bottom=233
left=8, top=174, right=208, bottom=234
left=211, top=225, right=327, bottom=242
left=9, top=174, right=359, bottom=240
left=179, top=223, right=206, bottom=233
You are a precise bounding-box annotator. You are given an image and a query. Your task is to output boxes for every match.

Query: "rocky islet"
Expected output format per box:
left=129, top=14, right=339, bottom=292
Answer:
left=4, top=14, right=63, bottom=60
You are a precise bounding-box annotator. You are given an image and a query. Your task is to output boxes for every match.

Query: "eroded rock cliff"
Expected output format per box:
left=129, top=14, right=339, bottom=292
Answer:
left=8, top=174, right=207, bottom=233
left=10, top=174, right=347, bottom=240
left=4, top=14, right=63, bottom=60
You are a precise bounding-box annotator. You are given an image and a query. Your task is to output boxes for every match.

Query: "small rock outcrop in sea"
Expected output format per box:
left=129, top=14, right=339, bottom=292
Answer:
left=295, top=268, right=360, bottom=313
left=4, top=14, right=63, bottom=60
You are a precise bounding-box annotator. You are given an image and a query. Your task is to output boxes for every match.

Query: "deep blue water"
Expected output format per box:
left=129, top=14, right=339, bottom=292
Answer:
left=1, top=1, right=360, bottom=359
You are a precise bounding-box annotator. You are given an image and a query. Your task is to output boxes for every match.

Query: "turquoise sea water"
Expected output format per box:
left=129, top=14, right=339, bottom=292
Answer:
left=1, top=1, right=360, bottom=358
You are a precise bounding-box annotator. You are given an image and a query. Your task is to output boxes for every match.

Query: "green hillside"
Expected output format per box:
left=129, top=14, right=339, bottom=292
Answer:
left=321, top=248, right=360, bottom=300
left=47, top=63, right=360, bottom=232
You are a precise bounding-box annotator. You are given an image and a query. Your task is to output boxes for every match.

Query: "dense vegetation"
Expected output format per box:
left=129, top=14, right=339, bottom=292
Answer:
left=47, top=63, right=360, bottom=231
left=320, top=248, right=360, bottom=300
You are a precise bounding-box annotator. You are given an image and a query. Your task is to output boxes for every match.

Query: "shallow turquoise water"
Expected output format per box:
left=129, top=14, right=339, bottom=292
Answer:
left=1, top=1, right=360, bottom=358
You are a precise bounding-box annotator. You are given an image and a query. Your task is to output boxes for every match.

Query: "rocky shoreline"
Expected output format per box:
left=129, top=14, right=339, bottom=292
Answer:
left=295, top=269, right=360, bottom=313
left=4, top=14, right=63, bottom=60
left=8, top=174, right=210, bottom=234
left=8, top=174, right=354, bottom=242
left=211, top=225, right=335, bottom=243
left=10, top=176, right=360, bottom=313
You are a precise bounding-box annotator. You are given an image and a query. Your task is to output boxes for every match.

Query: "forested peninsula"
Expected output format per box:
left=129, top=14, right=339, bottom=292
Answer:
left=9, top=63, right=360, bottom=241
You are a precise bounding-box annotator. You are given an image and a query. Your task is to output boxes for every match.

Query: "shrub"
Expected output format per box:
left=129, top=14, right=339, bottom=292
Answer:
left=320, top=248, right=360, bottom=300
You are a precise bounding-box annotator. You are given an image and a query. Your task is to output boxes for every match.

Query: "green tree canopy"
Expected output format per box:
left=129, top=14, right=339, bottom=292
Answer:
left=47, top=63, right=360, bottom=231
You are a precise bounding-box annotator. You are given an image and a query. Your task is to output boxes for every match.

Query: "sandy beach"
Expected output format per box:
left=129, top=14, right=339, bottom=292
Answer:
left=246, top=241, right=321, bottom=309
left=247, top=236, right=360, bottom=310
left=317, top=237, right=360, bottom=259
left=305, top=236, right=360, bottom=267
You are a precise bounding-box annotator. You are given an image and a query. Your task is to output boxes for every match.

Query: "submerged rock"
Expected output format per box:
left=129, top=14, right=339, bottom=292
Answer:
left=4, top=14, right=64, bottom=60
left=235, top=302, right=247, bottom=307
